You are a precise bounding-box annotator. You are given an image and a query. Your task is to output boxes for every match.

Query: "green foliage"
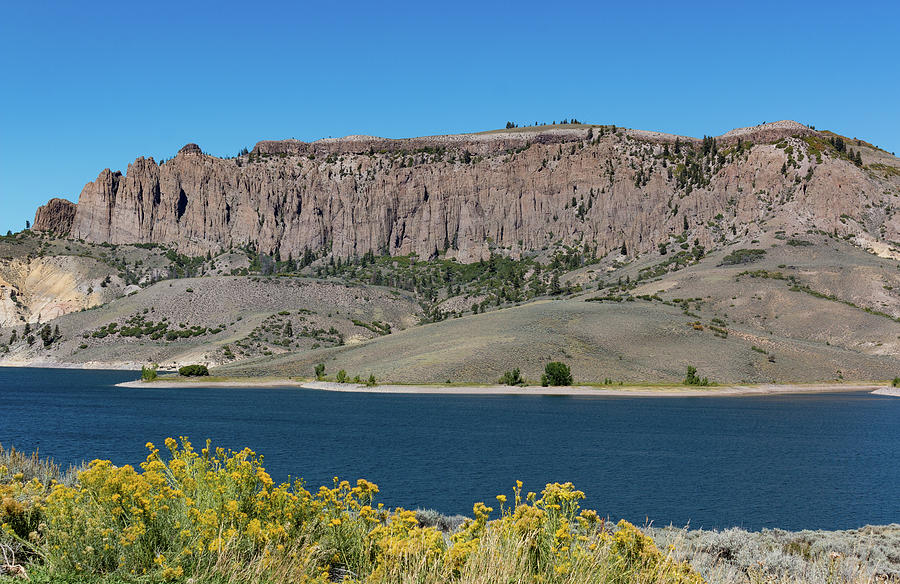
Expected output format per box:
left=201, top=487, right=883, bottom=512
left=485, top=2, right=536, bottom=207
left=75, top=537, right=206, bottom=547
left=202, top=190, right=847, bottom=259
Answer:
left=307, top=249, right=594, bottom=322
left=893, top=377, right=900, bottom=388
left=88, top=313, right=217, bottom=342
left=721, top=248, right=766, bottom=265
left=140, top=365, right=158, bottom=381
left=39, top=324, right=61, bottom=348
left=498, top=368, right=525, bottom=386
left=178, top=364, right=209, bottom=377
left=314, top=363, right=326, bottom=380
left=352, top=319, right=391, bottom=335
left=541, top=362, right=572, bottom=386
left=366, top=374, right=377, bottom=387
left=336, top=369, right=349, bottom=383
left=683, top=366, right=709, bottom=386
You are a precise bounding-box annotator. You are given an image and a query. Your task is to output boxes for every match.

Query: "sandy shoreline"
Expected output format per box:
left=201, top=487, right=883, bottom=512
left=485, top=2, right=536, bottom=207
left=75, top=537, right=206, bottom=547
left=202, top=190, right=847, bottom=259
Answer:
left=115, top=378, right=892, bottom=397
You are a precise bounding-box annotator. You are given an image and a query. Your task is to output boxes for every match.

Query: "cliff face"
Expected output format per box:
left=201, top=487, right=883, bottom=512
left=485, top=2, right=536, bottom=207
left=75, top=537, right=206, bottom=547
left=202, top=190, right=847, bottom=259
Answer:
left=37, top=121, right=900, bottom=262
left=33, top=198, right=77, bottom=234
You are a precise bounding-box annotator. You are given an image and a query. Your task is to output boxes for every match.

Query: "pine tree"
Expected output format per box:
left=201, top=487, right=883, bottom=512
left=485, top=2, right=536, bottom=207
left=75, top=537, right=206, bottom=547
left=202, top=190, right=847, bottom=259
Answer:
left=550, top=274, right=562, bottom=295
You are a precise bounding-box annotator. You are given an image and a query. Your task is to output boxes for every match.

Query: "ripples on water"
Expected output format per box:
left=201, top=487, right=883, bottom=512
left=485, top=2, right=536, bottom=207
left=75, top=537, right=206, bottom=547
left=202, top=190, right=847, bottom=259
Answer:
left=1, top=367, right=898, bottom=530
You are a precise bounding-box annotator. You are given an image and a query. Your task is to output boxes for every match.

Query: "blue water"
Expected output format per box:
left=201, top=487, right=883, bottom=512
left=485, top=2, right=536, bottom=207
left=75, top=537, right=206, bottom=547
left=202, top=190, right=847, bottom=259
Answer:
left=1, top=367, right=898, bottom=531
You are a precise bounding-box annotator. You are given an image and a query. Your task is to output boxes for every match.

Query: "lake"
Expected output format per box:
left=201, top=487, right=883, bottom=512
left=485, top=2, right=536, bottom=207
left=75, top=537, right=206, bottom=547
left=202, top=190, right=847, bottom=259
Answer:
left=1, top=367, right=898, bottom=531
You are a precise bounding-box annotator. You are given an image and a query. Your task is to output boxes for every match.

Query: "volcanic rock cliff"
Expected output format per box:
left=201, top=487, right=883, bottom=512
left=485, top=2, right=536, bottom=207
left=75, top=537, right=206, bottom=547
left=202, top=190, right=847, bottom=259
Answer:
left=33, top=198, right=77, bottom=234
left=34, top=121, right=900, bottom=262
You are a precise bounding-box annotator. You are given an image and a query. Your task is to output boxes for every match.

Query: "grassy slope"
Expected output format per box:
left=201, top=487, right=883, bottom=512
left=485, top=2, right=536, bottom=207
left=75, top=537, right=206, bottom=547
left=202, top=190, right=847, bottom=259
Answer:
left=217, top=236, right=900, bottom=384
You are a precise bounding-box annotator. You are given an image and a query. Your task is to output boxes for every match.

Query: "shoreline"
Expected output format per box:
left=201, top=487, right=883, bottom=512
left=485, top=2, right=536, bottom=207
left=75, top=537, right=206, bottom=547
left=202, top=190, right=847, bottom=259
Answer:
left=0, top=360, right=141, bottom=371
left=116, top=378, right=893, bottom=397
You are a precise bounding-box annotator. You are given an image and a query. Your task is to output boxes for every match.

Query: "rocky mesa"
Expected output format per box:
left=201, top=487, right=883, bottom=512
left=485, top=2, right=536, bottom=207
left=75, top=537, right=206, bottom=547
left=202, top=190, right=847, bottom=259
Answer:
left=32, top=121, right=900, bottom=263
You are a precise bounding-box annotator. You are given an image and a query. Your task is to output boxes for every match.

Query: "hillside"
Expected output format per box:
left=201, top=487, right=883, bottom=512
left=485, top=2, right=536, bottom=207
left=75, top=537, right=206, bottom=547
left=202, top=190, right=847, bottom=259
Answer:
left=216, top=234, right=900, bottom=384
left=2, top=120, right=899, bottom=382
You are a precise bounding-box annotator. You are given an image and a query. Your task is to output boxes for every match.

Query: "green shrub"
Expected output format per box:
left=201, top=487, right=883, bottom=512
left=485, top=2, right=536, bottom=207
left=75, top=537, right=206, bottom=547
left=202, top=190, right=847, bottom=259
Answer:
left=366, top=374, right=377, bottom=387
left=893, top=377, right=900, bottom=388
left=499, top=368, right=525, bottom=386
left=178, top=364, right=209, bottom=377
left=721, top=249, right=766, bottom=265
left=314, top=363, right=325, bottom=380
left=140, top=365, right=158, bottom=381
left=684, top=365, right=709, bottom=386
left=541, top=362, right=572, bottom=386
left=336, top=369, right=348, bottom=383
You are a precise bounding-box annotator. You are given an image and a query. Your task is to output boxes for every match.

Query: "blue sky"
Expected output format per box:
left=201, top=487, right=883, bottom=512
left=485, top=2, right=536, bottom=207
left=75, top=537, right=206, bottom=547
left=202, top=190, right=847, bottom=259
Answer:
left=1, top=0, right=898, bottom=234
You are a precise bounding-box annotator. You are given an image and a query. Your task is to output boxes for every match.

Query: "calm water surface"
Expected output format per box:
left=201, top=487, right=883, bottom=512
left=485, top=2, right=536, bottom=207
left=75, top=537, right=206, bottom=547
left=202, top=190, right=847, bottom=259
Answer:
left=2, top=367, right=898, bottom=531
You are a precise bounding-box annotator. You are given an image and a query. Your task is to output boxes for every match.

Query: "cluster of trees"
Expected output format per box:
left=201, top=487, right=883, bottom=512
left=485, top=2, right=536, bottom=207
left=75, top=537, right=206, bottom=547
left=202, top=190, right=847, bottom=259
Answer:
left=829, top=136, right=864, bottom=166
left=39, top=324, right=61, bottom=348
left=505, top=118, right=583, bottom=129
left=178, top=364, right=209, bottom=377
left=683, top=365, right=709, bottom=386
left=315, top=363, right=376, bottom=386
left=498, top=362, right=573, bottom=387
left=6, top=322, right=58, bottom=348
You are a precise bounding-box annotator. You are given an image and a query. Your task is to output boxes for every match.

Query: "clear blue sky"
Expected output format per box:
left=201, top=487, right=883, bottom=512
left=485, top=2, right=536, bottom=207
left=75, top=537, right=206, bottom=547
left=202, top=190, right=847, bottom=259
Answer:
left=1, top=0, right=898, bottom=234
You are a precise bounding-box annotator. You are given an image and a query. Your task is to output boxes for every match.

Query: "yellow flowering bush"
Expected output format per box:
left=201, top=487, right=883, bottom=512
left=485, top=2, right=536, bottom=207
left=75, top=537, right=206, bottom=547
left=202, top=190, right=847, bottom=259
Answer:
left=2, top=439, right=704, bottom=583
left=0, top=469, right=48, bottom=548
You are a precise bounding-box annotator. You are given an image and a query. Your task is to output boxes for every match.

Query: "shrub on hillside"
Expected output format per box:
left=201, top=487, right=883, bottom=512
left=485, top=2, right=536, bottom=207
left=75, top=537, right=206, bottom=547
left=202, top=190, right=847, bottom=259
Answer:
left=684, top=365, right=709, bottom=386
left=178, top=364, right=209, bottom=377
left=541, top=361, right=573, bottom=386
left=721, top=249, right=766, bottom=265
left=314, top=363, right=325, bottom=380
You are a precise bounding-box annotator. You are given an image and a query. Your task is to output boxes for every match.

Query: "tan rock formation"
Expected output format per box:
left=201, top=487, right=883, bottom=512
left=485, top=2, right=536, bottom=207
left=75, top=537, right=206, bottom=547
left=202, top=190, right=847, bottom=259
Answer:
left=36, top=122, right=900, bottom=262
